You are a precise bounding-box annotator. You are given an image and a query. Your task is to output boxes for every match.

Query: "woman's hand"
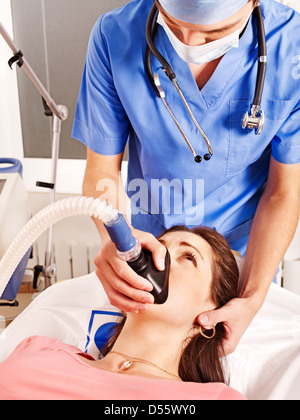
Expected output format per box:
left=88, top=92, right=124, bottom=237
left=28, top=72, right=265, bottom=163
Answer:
left=94, top=229, right=167, bottom=313
left=198, top=294, right=264, bottom=355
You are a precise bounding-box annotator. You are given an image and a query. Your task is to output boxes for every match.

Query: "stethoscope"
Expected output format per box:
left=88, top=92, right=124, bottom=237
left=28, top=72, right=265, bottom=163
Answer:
left=145, top=3, right=267, bottom=163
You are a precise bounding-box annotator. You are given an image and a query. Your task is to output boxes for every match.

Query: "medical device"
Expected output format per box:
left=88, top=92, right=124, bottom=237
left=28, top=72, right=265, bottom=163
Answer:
left=105, top=214, right=170, bottom=304
left=0, top=21, right=68, bottom=289
left=0, top=197, right=170, bottom=305
left=0, top=160, right=30, bottom=304
left=145, top=3, right=267, bottom=163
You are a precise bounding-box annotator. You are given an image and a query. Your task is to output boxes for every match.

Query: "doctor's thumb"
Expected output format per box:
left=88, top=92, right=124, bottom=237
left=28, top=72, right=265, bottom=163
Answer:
left=198, top=308, right=224, bottom=329
left=131, top=230, right=167, bottom=271
left=152, top=245, right=167, bottom=271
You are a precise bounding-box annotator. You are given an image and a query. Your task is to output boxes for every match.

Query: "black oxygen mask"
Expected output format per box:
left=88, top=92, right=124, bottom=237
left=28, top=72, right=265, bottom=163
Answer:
left=128, top=248, right=170, bottom=304
left=104, top=214, right=170, bottom=304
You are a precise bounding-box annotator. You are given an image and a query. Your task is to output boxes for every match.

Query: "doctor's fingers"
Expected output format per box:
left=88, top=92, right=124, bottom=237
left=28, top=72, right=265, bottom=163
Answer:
left=132, top=230, right=167, bottom=271
left=106, top=251, right=154, bottom=292
left=99, top=261, right=154, bottom=304
left=95, top=268, right=152, bottom=313
left=198, top=296, right=249, bottom=329
left=198, top=299, right=252, bottom=355
left=94, top=241, right=154, bottom=292
left=198, top=305, right=229, bottom=329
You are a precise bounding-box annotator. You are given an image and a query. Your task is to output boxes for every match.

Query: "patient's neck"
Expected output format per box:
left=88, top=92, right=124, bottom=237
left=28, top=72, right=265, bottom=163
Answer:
left=102, top=314, right=190, bottom=380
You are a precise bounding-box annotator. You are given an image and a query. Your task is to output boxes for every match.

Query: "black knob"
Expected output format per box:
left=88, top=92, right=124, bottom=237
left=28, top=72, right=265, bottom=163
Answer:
left=33, top=265, right=44, bottom=290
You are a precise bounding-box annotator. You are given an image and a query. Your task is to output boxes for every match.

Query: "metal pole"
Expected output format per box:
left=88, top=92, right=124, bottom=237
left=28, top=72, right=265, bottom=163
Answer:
left=0, top=20, right=68, bottom=289
left=44, top=108, right=67, bottom=287
left=0, top=21, right=67, bottom=121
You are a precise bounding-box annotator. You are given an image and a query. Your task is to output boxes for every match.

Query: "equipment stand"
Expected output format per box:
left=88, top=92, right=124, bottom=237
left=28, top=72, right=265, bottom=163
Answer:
left=0, top=21, right=68, bottom=289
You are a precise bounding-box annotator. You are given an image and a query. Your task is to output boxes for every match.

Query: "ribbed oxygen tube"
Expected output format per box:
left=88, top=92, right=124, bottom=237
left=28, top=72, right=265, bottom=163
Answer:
left=0, top=196, right=119, bottom=298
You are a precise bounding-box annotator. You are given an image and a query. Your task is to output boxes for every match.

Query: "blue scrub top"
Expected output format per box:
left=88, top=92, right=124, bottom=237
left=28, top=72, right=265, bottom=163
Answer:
left=72, top=0, right=300, bottom=256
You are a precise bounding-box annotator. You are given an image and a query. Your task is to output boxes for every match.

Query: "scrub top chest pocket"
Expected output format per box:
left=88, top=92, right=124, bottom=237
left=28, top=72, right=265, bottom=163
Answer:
left=226, top=99, right=297, bottom=177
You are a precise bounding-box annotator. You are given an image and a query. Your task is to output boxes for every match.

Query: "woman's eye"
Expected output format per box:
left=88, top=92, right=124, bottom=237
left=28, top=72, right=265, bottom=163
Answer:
left=183, top=252, right=198, bottom=267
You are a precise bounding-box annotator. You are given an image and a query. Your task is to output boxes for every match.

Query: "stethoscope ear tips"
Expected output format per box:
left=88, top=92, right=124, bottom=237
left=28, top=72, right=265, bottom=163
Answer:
left=194, top=154, right=212, bottom=163
left=204, top=154, right=212, bottom=161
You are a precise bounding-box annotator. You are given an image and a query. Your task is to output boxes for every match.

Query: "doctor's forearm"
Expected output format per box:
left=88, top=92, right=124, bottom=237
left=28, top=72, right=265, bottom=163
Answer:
left=83, top=170, right=124, bottom=242
left=82, top=151, right=130, bottom=243
left=239, top=192, right=299, bottom=304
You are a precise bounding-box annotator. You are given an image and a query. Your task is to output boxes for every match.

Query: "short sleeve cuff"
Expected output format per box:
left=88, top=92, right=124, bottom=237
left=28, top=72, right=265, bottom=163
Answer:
left=72, top=119, right=127, bottom=156
left=272, top=142, right=300, bottom=165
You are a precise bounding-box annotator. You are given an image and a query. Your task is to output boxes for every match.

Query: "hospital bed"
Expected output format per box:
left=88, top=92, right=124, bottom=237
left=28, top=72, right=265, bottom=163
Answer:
left=0, top=273, right=300, bottom=400
left=0, top=271, right=299, bottom=401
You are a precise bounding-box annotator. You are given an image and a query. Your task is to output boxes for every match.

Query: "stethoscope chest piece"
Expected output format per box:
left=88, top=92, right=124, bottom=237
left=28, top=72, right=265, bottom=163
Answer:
left=242, top=106, right=265, bottom=135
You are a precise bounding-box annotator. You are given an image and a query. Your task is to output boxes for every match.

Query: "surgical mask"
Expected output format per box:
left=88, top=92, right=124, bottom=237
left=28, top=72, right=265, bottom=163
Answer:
left=157, top=7, right=254, bottom=65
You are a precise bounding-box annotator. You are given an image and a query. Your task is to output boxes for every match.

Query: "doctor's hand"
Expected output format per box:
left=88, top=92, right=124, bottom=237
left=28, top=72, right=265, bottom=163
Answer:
left=94, top=229, right=167, bottom=313
left=198, top=294, right=263, bottom=355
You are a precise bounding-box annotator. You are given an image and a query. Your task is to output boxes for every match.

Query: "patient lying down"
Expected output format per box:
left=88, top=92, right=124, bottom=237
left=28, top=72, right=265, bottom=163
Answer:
left=0, top=226, right=246, bottom=400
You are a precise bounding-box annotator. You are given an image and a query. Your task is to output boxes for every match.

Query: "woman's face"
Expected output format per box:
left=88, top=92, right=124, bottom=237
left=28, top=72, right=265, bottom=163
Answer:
left=145, top=231, right=217, bottom=329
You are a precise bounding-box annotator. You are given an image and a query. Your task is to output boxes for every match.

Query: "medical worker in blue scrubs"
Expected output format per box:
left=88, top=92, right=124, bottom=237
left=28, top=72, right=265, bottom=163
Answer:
left=72, top=0, right=300, bottom=354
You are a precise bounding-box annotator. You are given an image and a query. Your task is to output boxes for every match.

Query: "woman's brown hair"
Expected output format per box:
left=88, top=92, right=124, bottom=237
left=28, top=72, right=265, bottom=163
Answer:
left=101, top=225, right=239, bottom=385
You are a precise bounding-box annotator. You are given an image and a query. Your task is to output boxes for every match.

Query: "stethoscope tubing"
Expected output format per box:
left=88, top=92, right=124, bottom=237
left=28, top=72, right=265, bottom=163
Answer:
left=145, top=4, right=212, bottom=161
left=145, top=3, right=267, bottom=161
left=145, top=5, right=172, bottom=96
left=253, top=6, right=267, bottom=108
